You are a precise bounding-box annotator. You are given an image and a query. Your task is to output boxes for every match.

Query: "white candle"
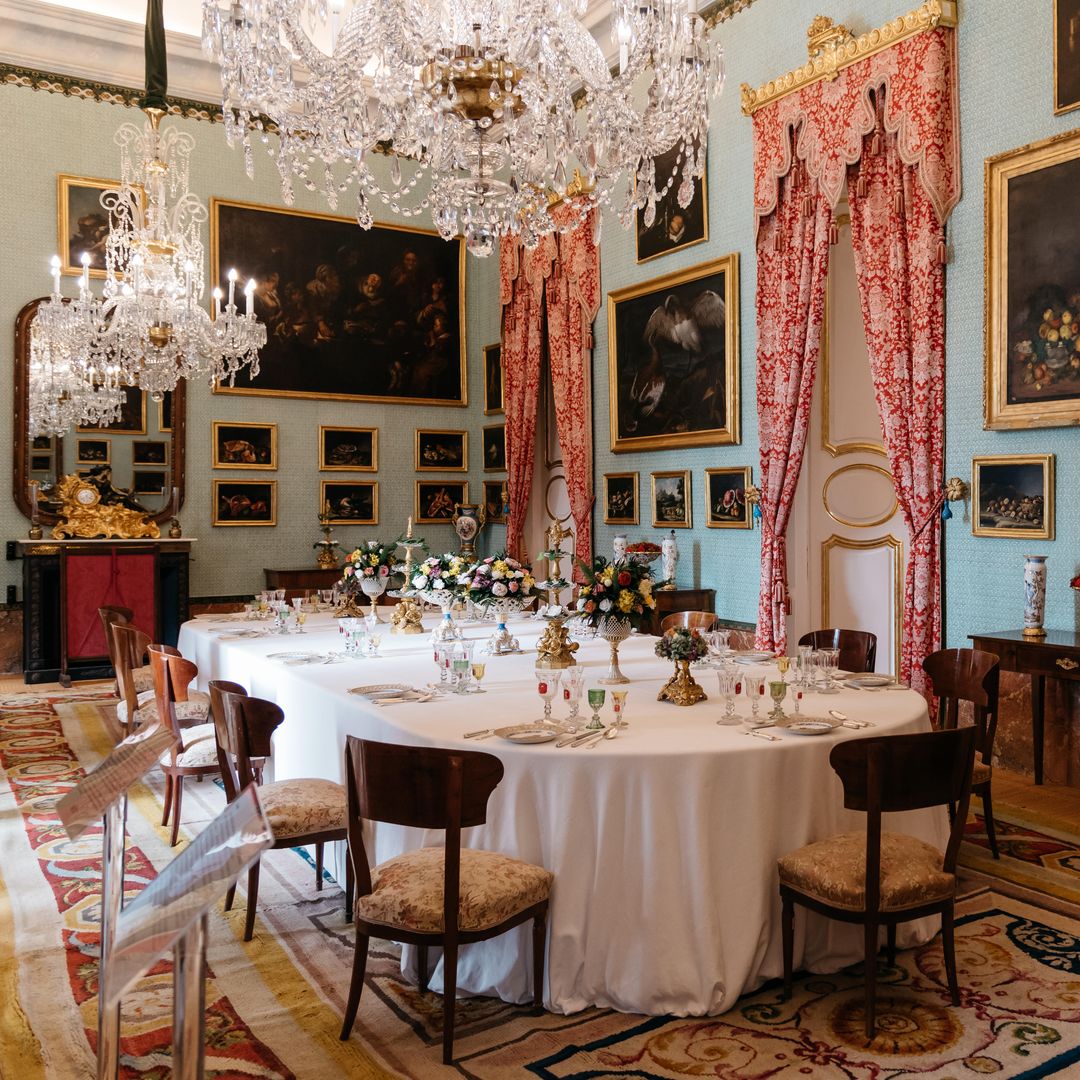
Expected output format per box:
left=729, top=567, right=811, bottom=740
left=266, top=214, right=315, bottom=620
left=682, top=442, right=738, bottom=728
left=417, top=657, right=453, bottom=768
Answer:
left=80, top=252, right=90, bottom=294
left=244, top=279, right=256, bottom=316
left=227, top=267, right=237, bottom=310
left=406, top=516, right=413, bottom=538
left=213, top=287, right=222, bottom=320
left=50, top=255, right=61, bottom=296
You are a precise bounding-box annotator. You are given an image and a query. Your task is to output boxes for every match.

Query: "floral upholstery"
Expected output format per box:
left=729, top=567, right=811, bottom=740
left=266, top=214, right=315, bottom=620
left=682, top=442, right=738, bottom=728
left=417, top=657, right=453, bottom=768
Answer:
left=120, top=689, right=210, bottom=729
left=777, top=831, right=954, bottom=913
left=259, top=779, right=347, bottom=839
left=356, top=846, right=553, bottom=933
left=972, top=752, right=991, bottom=786
left=132, top=667, right=155, bottom=694
left=159, top=723, right=219, bottom=769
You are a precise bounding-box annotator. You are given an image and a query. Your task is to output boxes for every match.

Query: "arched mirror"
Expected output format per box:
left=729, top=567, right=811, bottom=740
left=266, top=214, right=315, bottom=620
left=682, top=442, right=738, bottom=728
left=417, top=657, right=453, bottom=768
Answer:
left=13, top=298, right=187, bottom=527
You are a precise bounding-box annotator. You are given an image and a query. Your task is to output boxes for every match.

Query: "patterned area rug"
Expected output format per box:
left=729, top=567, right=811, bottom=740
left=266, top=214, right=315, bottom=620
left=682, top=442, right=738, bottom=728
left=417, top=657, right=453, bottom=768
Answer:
left=3, top=691, right=1080, bottom=1078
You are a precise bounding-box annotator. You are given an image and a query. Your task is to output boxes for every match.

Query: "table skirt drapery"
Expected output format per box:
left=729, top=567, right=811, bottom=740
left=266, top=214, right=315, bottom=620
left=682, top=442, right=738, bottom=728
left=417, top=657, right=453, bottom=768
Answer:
left=178, top=613, right=948, bottom=1016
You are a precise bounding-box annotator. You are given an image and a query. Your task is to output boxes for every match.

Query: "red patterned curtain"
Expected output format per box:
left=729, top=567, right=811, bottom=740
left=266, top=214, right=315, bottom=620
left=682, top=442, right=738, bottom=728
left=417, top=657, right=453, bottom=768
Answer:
left=750, top=25, right=959, bottom=690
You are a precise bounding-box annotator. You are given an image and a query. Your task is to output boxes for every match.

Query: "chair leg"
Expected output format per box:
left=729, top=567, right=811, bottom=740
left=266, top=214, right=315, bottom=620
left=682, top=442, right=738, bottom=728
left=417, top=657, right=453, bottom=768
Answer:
left=315, top=842, right=324, bottom=892
left=863, top=920, right=878, bottom=1039
left=417, top=945, right=429, bottom=994
left=224, top=882, right=236, bottom=912
left=532, top=909, right=547, bottom=1008
left=982, top=786, right=1000, bottom=860
left=161, top=772, right=173, bottom=826
left=339, top=930, right=369, bottom=1041
left=344, top=848, right=354, bottom=923
left=169, top=776, right=184, bottom=848
left=442, top=939, right=459, bottom=1065
left=243, top=859, right=261, bottom=942
left=941, top=904, right=960, bottom=1006
left=886, top=923, right=897, bottom=967
left=781, top=894, right=794, bottom=1000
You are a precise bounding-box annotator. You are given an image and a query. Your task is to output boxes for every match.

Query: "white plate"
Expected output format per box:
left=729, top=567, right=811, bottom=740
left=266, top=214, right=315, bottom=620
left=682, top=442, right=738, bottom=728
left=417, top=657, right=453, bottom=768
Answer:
left=494, top=724, right=560, bottom=744
left=734, top=654, right=773, bottom=666
left=845, top=675, right=894, bottom=688
left=783, top=717, right=841, bottom=736
left=266, top=651, right=320, bottom=661
left=349, top=683, right=415, bottom=698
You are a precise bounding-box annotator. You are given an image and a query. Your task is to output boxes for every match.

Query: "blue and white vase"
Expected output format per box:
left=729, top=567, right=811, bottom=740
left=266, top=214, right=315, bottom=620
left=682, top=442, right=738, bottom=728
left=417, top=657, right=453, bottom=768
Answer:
left=1023, top=554, right=1048, bottom=638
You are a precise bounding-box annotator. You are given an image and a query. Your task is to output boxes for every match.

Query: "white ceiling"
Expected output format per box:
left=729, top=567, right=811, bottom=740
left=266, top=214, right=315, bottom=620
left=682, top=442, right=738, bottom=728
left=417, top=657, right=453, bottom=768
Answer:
left=39, top=0, right=204, bottom=35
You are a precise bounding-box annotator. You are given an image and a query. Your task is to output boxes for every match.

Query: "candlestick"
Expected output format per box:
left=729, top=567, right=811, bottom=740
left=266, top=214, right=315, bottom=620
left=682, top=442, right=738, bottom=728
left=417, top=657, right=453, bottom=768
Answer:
left=80, top=252, right=90, bottom=294
left=244, top=279, right=256, bottom=316
left=213, top=288, right=222, bottom=320
left=406, top=516, right=413, bottom=539
left=227, top=268, right=237, bottom=309
left=50, top=255, right=61, bottom=296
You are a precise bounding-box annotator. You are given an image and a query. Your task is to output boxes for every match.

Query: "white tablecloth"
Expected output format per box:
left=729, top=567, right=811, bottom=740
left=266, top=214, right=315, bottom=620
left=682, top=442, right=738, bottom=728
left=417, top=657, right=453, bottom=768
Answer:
left=178, top=611, right=948, bottom=1016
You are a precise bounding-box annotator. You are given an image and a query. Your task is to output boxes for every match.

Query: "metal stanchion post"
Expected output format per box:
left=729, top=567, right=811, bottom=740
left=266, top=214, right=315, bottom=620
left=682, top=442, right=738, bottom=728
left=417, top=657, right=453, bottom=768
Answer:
left=172, top=913, right=208, bottom=1080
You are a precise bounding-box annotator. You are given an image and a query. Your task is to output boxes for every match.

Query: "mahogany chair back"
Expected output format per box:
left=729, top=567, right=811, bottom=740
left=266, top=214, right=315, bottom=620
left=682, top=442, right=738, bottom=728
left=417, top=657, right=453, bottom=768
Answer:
left=147, top=645, right=200, bottom=749
left=798, top=628, right=877, bottom=673
left=208, top=680, right=248, bottom=803
left=110, top=622, right=152, bottom=725
left=921, top=648, right=1000, bottom=761
left=659, top=610, right=716, bottom=634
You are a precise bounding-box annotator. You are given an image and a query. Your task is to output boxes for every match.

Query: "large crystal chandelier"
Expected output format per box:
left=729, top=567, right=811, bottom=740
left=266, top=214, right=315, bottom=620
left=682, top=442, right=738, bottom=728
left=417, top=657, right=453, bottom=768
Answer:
left=202, top=0, right=724, bottom=255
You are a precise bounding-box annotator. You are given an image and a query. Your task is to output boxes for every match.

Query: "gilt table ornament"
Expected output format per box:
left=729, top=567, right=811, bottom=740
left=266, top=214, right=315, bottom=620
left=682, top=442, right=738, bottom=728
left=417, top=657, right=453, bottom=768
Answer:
left=336, top=540, right=396, bottom=620
left=655, top=628, right=709, bottom=705
left=534, top=519, right=579, bottom=668
left=51, top=473, right=160, bottom=540
left=314, top=507, right=342, bottom=569
left=389, top=521, right=426, bottom=634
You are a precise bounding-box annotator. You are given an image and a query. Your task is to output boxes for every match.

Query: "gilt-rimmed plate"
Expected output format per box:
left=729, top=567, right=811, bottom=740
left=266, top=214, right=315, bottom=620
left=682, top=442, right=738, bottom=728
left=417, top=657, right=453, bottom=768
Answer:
left=494, top=723, right=560, bottom=744
left=844, top=674, right=894, bottom=688
left=781, top=717, right=841, bottom=736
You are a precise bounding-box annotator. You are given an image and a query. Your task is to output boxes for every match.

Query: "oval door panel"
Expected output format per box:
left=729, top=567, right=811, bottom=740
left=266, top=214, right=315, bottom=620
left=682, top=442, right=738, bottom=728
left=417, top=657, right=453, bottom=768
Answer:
left=823, top=464, right=898, bottom=529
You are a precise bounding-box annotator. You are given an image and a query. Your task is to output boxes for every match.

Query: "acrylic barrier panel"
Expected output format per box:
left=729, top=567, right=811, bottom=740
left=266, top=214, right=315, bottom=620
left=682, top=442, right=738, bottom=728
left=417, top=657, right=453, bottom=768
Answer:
left=105, top=786, right=273, bottom=1007
left=56, top=724, right=177, bottom=840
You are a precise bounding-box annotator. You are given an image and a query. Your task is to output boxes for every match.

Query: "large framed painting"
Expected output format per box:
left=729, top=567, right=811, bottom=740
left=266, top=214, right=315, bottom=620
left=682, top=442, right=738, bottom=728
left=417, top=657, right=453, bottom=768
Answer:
left=211, top=422, right=277, bottom=469
left=705, top=466, right=753, bottom=529
left=416, top=480, right=468, bottom=525
left=986, top=129, right=1080, bottom=429
left=1056, top=0, right=1080, bottom=114
left=651, top=470, right=692, bottom=528
left=132, top=440, right=167, bottom=465
left=971, top=455, right=1055, bottom=540
left=57, top=174, right=113, bottom=277
left=211, top=198, right=466, bottom=404
left=213, top=480, right=276, bottom=526
left=608, top=254, right=739, bottom=453
left=415, top=429, right=467, bottom=472
left=483, top=343, right=503, bottom=414
left=636, top=144, right=708, bottom=264
left=603, top=472, right=639, bottom=526
left=77, top=385, right=146, bottom=434
left=320, top=481, right=378, bottom=525
left=319, top=426, right=377, bottom=471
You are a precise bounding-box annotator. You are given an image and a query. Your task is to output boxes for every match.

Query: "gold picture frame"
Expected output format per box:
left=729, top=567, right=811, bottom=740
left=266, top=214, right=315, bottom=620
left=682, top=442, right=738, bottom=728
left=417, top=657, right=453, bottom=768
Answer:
left=651, top=469, right=692, bottom=528
left=482, top=424, right=506, bottom=472
left=1055, top=0, right=1080, bottom=115
left=608, top=253, right=740, bottom=453
left=415, top=480, right=468, bottom=525
left=415, top=429, right=467, bottom=472
left=212, top=480, right=276, bottom=526
left=211, top=421, right=278, bottom=470
left=483, top=342, right=504, bottom=414
left=57, top=173, right=114, bottom=278
left=971, top=454, right=1055, bottom=540
left=319, top=426, right=377, bottom=471
left=635, top=146, right=709, bottom=265
left=75, top=438, right=110, bottom=466
left=704, top=466, right=753, bottom=529
left=985, top=128, right=1080, bottom=429
left=320, top=480, right=378, bottom=525
left=603, top=472, right=639, bottom=525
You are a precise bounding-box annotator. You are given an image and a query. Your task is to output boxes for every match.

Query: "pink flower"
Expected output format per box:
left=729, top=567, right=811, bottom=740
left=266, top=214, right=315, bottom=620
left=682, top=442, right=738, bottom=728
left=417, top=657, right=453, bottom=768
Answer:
left=508, top=580, right=519, bottom=593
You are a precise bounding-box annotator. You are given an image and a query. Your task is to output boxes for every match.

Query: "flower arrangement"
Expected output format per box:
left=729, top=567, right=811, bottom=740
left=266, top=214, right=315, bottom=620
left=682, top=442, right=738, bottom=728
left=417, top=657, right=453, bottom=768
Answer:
left=1071, top=572, right=1080, bottom=591
left=338, top=540, right=396, bottom=594
left=460, top=553, right=536, bottom=605
left=409, top=553, right=468, bottom=594
left=655, top=627, right=709, bottom=663
left=574, top=555, right=655, bottom=628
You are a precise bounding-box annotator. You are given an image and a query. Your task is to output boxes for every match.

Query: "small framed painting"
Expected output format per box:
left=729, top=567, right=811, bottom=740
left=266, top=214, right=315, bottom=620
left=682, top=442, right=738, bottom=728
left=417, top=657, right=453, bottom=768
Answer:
left=416, top=480, right=468, bottom=524
left=603, top=472, right=639, bottom=525
left=132, top=469, right=168, bottom=495
left=972, top=455, right=1055, bottom=540
left=30, top=454, right=52, bottom=472
left=415, top=429, right=467, bottom=472
left=213, top=480, right=276, bottom=526
left=320, top=481, right=378, bottom=525
left=319, top=426, right=377, bottom=471
left=158, top=392, right=173, bottom=433
left=483, top=424, right=506, bottom=472
left=78, top=385, right=146, bottom=434
left=212, top=422, right=277, bottom=469
left=483, top=480, right=507, bottom=524
left=75, top=438, right=110, bottom=465
left=132, top=440, right=167, bottom=465
left=636, top=143, right=709, bottom=264
left=705, top=466, right=753, bottom=529
left=57, top=173, right=114, bottom=277
left=651, top=469, right=692, bottom=528
left=31, top=436, right=53, bottom=451
left=1056, top=0, right=1080, bottom=114
left=484, top=343, right=504, bottom=414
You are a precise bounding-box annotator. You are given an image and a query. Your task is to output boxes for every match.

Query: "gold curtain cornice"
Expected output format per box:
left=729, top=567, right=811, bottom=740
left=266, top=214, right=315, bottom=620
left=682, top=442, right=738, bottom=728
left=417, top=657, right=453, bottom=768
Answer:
left=740, top=0, right=958, bottom=116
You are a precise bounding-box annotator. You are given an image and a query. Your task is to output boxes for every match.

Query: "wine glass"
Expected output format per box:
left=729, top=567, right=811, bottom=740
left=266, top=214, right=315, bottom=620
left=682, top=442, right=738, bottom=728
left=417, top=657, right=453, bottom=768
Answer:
left=536, top=671, right=561, bottom=722
left=586, top=687, right=606, bottom=730
left=611, top=689, right=629, bottom=729
left=452, top=654, right=470, bottom=693
left=776, top=655, right=791, bottom=680
left=745, top=675, right=765, bottom=720
left=819, top=648, right=840, bottom=695
left=716, top=669, right=739, bottom=724
left=768, top=679, right=788, bottom=721
left=319, top=588, right=334, bottom=610
left=296, top=610, right=307, bottom=634
left=367, top=632, right=382, bottom=657
left=434, top=646, right=446, bottom=684
left=562, top=667, right=585, bottom=725
left=793, top=688, right=804, bottom=715
left=274, top=588, right=286, bottom=603
left=470, top=660, right=486, bottom=693
left=796, top=644, right=813, bottom=688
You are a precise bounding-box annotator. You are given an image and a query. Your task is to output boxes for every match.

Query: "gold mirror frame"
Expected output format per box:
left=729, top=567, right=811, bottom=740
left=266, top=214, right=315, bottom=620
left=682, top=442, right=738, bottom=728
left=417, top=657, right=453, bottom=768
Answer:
left=13, top=298, right=187, bottom=526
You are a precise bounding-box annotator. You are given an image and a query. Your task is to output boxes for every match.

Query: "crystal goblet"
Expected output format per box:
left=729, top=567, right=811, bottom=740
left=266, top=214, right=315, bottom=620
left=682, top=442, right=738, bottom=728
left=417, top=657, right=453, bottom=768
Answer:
left=586, top=688, right=606, bottom=730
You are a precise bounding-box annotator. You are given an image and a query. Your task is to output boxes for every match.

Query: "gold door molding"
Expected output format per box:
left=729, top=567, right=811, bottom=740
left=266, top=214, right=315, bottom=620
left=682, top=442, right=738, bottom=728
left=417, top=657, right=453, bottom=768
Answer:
left=821, top=533, right=903, bottom=675
left=822, top=463, right=899, bottom=529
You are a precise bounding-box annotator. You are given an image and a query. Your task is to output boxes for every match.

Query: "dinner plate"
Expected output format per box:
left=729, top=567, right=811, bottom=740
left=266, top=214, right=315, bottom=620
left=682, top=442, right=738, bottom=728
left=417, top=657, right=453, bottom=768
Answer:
left=844, top=674, right=894, bottom=688
left=494, top=723, right=560, bottom=744
left=781, top=716, right=841, bottom=735
left=733, top=650, right=774, bottom=662
left=266, top=651, right=321, bottom=661
left=349, top=683, right=415, bottom=698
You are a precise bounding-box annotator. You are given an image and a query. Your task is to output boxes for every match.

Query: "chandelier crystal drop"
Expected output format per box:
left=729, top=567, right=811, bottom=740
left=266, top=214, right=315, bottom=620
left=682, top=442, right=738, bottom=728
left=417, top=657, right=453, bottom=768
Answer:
left=202, top=0, right=724, bottom=255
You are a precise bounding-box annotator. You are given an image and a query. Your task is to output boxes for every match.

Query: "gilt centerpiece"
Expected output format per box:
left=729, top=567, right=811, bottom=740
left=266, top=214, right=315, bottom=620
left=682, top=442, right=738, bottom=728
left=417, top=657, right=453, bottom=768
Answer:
left=574, top=555, right=656, bottom=683
left=655, top=628, right=709, bottom=705
left=408, top=553, right=468, bottom=643
left=461, top=553, right=536, bottom=655
left=339, top=540, right=396, bottom=621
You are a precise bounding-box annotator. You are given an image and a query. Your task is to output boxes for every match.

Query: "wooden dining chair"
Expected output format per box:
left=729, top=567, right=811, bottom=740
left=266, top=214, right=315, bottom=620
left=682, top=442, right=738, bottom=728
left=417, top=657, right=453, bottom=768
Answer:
left=922, top=647, right=1001, bottom=858
left=340, top=737, right=553, bottom=1064
left=148, top=645, right=222, bottom=847
left=798, top=628, right=877, bottom=673
left=778, top=726, right=976, bottom=1038
left=208, top=682, right=352, bottom=941
left=660, top=610, right=716, bottom=634
left=114, top=623, right=209, bottom=731
left=99, top=606, right=153, bottom=697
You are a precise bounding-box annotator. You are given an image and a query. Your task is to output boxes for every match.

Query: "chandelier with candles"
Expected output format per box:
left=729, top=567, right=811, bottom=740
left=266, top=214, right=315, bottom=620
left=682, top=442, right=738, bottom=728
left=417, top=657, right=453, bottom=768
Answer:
left=202, top=0, right=724, bottom=255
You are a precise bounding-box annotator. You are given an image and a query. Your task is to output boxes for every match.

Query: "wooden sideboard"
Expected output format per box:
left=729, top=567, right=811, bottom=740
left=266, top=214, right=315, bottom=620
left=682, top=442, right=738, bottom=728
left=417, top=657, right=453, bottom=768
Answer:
left=263, top=567, right=343, bottom=600
left=969, top=628, right=1080, bottom=785
left=647, top=588, right=717, bottom=636
left=19, top=538, right=192, bottom=685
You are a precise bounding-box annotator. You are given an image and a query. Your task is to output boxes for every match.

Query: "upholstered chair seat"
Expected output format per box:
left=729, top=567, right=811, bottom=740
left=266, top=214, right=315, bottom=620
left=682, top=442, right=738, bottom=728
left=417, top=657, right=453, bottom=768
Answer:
left=778, top=832, right=955, bottom=913
left=158, top=723, right=219, bottom=768
left=132, top=666, right=156, bottom=694
left=119, top=688, right=210, bottom=728
left=972, top=752, right=992, bottom=786
left=358, top=846, right=554, bottom=934
left=259, top=778, right=348, bottom=839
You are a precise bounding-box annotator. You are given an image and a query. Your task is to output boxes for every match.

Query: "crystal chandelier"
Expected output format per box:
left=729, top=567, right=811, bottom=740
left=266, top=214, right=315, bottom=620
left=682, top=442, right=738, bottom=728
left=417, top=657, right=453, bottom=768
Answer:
left=202, top=0, right=724, bottom=255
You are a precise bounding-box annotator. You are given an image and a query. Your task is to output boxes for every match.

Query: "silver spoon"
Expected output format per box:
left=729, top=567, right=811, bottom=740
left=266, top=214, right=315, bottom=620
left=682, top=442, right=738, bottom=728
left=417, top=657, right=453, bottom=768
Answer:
left=586, top=726, right=620, bottom=748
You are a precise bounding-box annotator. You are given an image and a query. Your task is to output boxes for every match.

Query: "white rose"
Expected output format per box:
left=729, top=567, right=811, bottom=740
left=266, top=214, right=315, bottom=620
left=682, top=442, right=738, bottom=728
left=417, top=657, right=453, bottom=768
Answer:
left=491, top=569, right=505, bottom=579
left=432, top=578, right=445, bottom=590
left=412, top=574, right=428, bottom=589
left=492, top=581, right=508, bottom=597
left=577, top=598, right=587, bottom=610
left=599, top=599, right=613, bottom=612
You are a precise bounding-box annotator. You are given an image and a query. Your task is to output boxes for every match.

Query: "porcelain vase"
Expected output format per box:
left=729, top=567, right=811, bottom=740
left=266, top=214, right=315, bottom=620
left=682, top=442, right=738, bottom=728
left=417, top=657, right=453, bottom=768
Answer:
left=1023, top=554, right=1048, bottom=639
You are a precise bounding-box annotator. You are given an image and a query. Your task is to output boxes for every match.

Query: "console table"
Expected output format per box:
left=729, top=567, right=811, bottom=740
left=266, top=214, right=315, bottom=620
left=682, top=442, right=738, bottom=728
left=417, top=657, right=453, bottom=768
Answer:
left=19, top=538, right=193, bottom=685
left=647, top=587, right=717, bottom=636
left=968, top=628, right=1080, bottom=785
left=263, top=567, right=343, bottom=600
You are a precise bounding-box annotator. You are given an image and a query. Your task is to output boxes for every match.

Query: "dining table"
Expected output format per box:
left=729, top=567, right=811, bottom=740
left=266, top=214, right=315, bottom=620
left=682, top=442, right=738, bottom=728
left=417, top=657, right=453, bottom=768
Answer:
left=177, top=609, right=948, bottom=1017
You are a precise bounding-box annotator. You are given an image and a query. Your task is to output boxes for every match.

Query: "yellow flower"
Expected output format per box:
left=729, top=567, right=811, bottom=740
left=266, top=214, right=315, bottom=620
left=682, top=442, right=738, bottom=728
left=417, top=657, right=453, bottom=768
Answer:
left=601, top=568, right=615, bottom=585
left=493, top=559, right=510, bottom=575
left=645, top=595, right=656, bottom=609
left=617, top=590, right=635, bottom=612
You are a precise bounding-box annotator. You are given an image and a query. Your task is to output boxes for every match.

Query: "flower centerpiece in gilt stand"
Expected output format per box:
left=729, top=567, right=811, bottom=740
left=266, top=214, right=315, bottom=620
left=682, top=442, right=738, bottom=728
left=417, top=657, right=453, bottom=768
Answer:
left=535, top=519, right=579, bottom=669
left=336, top=540, right=396, bottom=620
left=655, top=627, right=709, bottom=705
left=574, top=555, right=656, bottom=683
left=408, top=553, right=468, bottom=643
left=461, top=553, right=536, bottom=654
left=389, top=522, right=427, bottom=635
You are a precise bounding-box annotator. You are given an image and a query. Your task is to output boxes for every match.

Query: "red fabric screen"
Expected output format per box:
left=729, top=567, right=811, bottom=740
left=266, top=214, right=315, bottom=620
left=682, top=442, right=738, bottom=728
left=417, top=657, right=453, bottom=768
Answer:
left=64, top=551, right=157, bottom=659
